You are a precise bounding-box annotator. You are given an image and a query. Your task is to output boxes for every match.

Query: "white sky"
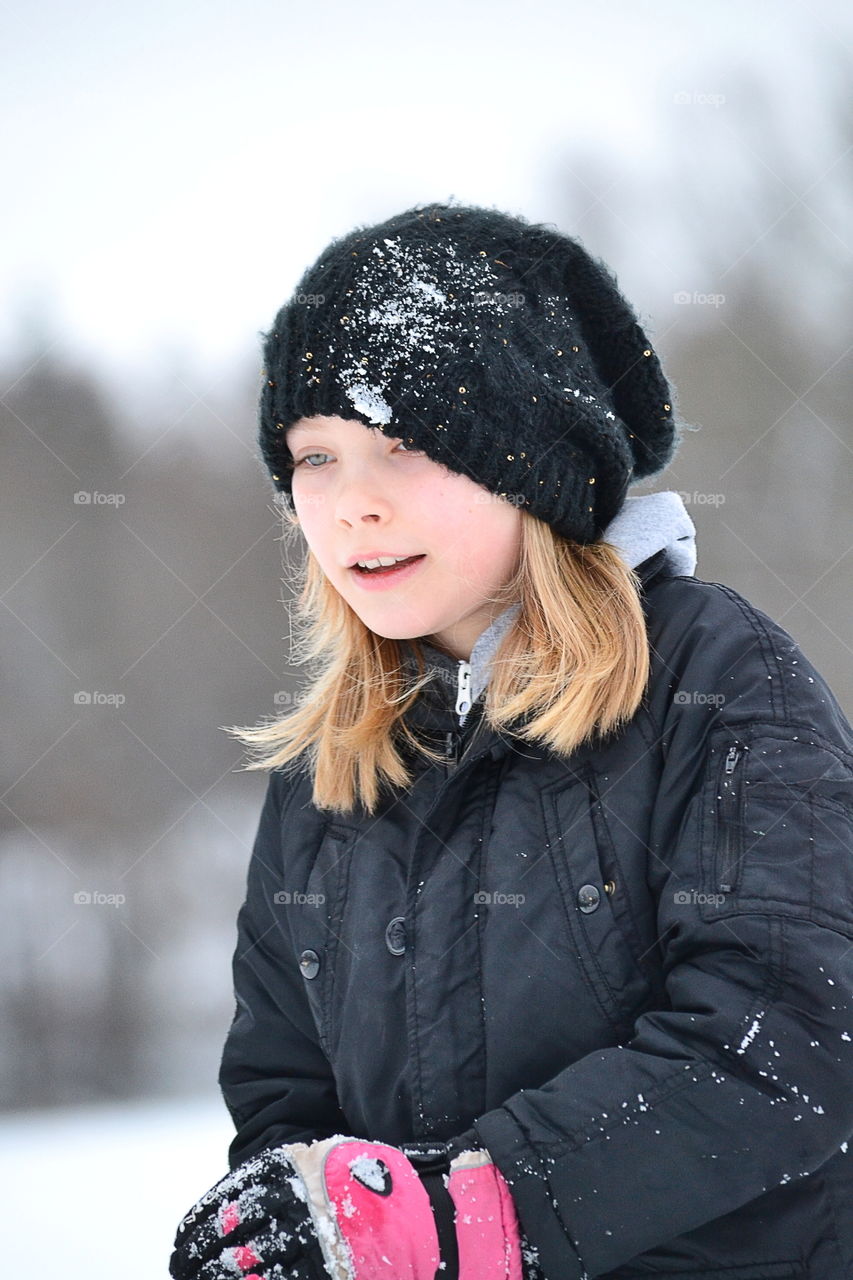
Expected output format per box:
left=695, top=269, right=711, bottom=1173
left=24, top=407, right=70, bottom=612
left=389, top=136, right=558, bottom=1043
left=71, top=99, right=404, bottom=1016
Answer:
left=2, top=0, right=851, bottom=413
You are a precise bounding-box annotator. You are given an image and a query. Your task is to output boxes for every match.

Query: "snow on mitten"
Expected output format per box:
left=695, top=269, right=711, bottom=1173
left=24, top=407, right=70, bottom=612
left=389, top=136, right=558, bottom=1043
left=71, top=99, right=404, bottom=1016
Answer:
left=446, top=1147, right=524, bottom=1280
left=407, top=1134, right=531, bottom=1280
left=286, top=1135, right=441, bottom=1279
left=169, top=1145, right=328, bottom=1280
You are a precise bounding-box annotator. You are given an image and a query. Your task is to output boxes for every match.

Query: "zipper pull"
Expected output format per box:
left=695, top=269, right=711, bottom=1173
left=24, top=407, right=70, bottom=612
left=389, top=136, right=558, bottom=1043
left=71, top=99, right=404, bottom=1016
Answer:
left=724, top=745, right=742, bottom=776
left=444, top=730, right=460, bottom=771
left=455, top=660, right=472, bottom=717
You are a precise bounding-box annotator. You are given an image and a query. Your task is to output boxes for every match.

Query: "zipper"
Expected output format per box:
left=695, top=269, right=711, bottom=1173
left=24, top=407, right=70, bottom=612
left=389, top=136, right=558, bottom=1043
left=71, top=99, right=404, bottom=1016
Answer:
left=455, top=659, right=472, bottom=719
left=443, top=660, right=474, bottom=776
left=444, top=713, right=492, bottom=776
left=717, top=743, right=744, bottom=894
left=406, top=722, right=494, bottom=1136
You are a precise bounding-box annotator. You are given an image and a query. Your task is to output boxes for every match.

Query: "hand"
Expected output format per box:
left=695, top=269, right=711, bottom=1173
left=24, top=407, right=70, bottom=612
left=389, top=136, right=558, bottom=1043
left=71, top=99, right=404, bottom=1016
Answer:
left=285, top=1135, right=441, bottom=1278
left=171, top=1134, right=527, bottom=1280
left=445, top=1147, right=524, bottom=1279
left=170, top=1135, right=442, bottom=1280
left=168, top=1144, right=328, bottom=1280
left=290, top=1135, right=527, bottom=1278
left=383, top=1138, right=527, bottom=1279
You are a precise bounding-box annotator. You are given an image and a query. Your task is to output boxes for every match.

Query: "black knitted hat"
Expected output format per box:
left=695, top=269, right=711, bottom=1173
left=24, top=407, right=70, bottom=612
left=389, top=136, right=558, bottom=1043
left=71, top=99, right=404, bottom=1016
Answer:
left=258, top=200, right=685, bottom=543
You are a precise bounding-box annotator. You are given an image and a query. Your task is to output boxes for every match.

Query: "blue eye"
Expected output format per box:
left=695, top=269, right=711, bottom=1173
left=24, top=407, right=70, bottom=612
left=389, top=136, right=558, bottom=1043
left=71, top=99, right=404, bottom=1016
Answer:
left=292, top=441, right=423, bottom=468
left=289, top=451, right=332, bottom=469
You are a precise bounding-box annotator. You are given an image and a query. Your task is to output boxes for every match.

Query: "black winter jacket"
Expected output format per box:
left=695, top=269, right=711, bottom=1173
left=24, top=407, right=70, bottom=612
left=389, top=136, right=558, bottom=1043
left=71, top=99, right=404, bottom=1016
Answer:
left=219, top=548, right=853, bottom=1279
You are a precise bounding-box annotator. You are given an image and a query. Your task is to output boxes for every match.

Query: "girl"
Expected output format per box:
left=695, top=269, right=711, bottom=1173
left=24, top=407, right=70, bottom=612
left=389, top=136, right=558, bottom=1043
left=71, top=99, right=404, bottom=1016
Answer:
left=170, top=202, right=853, bottom=1279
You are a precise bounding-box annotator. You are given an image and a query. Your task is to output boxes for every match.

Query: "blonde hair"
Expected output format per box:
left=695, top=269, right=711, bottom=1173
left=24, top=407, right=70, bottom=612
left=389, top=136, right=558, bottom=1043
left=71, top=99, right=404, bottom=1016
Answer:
left=223, top=504, right=650, bottom=815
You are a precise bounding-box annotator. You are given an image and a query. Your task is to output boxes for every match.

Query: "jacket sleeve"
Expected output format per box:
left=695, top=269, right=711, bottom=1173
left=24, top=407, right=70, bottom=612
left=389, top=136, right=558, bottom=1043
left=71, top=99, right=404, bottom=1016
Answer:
left=470, top=586, right=853, bottom=1279
left=218, top=768, right=351, bottom=1170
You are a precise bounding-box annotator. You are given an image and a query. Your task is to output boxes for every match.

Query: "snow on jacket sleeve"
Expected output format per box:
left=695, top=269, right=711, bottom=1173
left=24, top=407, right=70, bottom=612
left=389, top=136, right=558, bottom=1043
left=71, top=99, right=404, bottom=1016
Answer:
left=218, top=768, right=350, bottom=1170
left=470, top=583, right=853, bottom=1279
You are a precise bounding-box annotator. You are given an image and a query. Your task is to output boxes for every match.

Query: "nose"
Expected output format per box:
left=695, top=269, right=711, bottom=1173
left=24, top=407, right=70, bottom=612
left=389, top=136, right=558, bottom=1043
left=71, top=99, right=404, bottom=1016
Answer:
left=334, top=459, right=395, bottom=526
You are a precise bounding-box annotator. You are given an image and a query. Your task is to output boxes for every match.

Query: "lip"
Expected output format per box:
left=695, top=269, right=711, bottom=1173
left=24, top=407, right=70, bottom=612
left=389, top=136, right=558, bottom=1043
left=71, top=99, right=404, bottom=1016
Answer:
left=345, top=552, right=425, bottom=568
left=348, top=554, right=426, bottom=591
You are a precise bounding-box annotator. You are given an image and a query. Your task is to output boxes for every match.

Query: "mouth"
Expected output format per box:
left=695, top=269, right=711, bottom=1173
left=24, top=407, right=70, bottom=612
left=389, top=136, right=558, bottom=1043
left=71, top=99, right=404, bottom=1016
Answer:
left=349, top=554, right=427, bottom=587
left=350, top=554, right=426, bottom=577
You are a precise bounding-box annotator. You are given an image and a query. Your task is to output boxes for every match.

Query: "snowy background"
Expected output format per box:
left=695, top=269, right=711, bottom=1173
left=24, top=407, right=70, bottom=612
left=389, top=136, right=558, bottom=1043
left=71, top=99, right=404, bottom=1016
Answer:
left=1, top=0, right=852, bottom=1275
left=0, top=1096, right=233, bottom=1276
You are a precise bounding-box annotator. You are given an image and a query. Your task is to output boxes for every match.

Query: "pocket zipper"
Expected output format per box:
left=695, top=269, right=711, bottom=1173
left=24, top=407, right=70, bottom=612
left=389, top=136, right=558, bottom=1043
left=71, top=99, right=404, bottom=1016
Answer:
left=718, top=743, right=744, bottom=894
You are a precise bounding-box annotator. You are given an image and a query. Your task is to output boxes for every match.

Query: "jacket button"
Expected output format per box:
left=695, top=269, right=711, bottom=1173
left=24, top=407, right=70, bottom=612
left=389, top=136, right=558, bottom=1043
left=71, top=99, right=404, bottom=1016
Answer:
left=299, top=949, right=320, bottom=979
left=577, top=884, right=601, bottom=913
left=385, top=916, right=407, bottom=955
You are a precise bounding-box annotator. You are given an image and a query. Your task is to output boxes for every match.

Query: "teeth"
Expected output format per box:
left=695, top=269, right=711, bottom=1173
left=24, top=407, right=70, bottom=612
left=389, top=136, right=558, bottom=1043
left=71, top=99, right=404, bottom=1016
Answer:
left=356, top=555, right=413, bottom=569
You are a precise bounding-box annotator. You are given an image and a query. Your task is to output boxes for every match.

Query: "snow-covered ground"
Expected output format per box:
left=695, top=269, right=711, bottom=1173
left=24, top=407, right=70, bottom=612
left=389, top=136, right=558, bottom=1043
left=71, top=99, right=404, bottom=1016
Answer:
left=0, top=1095, right=234, bottom=1278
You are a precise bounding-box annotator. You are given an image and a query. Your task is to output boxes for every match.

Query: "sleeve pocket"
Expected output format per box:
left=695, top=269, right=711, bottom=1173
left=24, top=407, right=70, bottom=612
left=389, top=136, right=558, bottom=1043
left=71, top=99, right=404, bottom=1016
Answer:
left=698, top=724, right=853, bottom=938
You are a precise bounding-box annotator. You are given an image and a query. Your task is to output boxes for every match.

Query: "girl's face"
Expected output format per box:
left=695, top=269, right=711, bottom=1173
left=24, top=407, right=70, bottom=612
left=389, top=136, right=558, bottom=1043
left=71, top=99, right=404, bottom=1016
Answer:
left=285, top=415, right=522, bottom=660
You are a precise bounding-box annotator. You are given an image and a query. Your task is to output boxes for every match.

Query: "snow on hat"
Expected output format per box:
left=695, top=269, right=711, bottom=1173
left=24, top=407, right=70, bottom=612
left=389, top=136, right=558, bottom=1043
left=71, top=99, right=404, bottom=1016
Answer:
left=257, top=200, right=685, bottom=543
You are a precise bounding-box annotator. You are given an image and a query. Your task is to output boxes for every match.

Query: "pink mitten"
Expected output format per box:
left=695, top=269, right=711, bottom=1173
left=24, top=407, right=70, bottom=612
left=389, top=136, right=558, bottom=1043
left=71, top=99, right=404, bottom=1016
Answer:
left=446, top=1148, right=524, bottom=1280
left=287, top=1136, right=441, bottom=1279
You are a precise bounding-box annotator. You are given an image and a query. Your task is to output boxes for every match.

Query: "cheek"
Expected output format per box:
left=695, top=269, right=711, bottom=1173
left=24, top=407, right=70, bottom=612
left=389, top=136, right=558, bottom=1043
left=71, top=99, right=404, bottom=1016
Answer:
left=476, top=507, right=523, bottom=581
left=432, top=500, right=522, bottom=585
left=414, top=473, right=490, bottom=530
left=291, top=489, right=331, bottom=554
left=423, top=474, right=520, bottom=536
